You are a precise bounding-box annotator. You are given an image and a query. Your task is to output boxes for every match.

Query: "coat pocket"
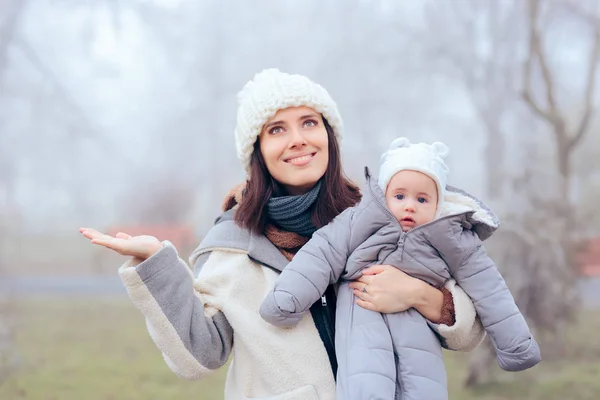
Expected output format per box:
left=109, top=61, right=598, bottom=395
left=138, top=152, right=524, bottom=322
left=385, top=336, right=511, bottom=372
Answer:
left=241, top=385, right=319, bottom=400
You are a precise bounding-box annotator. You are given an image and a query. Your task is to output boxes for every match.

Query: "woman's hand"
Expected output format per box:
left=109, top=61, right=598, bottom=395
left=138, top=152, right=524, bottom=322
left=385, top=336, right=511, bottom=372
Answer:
left=348, top=265, right=443, bottom=323
left=79, top=227, right=163, bottom=263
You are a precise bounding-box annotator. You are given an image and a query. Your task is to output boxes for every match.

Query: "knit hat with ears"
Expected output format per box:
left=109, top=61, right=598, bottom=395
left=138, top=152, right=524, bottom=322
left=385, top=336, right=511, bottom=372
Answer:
left=378, top=137, right=450, bottom=209
left=234, top=68, right=344, bottom=174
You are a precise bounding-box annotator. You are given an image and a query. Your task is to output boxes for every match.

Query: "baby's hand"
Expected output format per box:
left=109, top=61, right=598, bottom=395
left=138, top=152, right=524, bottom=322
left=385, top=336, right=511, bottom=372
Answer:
left=259, top=290, right=303, bottom=328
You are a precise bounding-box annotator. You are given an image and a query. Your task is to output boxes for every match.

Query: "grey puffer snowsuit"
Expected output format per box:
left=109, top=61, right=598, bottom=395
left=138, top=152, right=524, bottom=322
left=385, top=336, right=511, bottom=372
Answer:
left=260, top=167, right=541, bottom=400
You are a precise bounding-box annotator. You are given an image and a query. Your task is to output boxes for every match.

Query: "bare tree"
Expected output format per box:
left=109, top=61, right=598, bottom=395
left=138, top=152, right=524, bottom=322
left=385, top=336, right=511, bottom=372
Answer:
left=0, top=0, right=130, bottom=381
left=0, top=0, right=27, bottom=384
left=407, top=0, right=599, bottom=386
left=522, top=0, right=600, bottom=204
left=0, top=0, right=27, bottom=208
left=414, top=0, right=527, bottom=200
left=473, top=0, right=599, bottom=385
left=0, top=291, right=19, bottom=385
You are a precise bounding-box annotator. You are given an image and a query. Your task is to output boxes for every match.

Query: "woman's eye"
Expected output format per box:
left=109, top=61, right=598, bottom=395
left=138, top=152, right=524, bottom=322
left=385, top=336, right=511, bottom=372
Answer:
left=269, top=126, right=284, bottom=135
left=303, top=119, right=318, bottom=127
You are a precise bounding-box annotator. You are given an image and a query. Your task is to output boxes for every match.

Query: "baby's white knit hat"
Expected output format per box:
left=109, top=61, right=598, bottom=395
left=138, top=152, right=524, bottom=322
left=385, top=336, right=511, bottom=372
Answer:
left=235, top=68, right=343, bottom=173
left=378, top=137, right=450, bottom=205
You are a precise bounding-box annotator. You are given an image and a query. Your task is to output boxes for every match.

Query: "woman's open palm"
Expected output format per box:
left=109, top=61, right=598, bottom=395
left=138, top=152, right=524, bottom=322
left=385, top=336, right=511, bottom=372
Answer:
left=79, top=227, right=163, bottom=261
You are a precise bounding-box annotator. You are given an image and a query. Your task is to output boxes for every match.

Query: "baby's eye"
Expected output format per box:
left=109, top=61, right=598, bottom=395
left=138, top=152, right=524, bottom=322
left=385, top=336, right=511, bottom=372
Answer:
left=395, top=194, right=405, bottom=200
left=418, top=197, right=427, bottom=203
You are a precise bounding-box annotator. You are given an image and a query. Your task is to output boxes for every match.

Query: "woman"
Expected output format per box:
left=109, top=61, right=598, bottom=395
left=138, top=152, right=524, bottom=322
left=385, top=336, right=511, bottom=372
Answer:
left=80, top=68, right=484, bottom=399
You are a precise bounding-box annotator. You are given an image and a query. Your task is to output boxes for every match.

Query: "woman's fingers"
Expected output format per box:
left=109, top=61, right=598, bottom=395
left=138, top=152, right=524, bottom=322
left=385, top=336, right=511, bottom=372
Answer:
left=356, top=298, right=376, bottom=312
left=90, top=237, right=124, bottom=252
left=349, top=281, right=369, bottom=292
left=349, top=274, right=373, bottom=288
left=81, top=227, right=120, bottom=253
left=79, top=227, right=110, bottom=241
left=79, top=227, right=95, bottom=240
left=80, top=228, right=130, bottom=247
left=353, top=288, right=370, bottom=301
left=80, top=227, right=100, bottom=236
left=361, top=265, right=386, bottom=276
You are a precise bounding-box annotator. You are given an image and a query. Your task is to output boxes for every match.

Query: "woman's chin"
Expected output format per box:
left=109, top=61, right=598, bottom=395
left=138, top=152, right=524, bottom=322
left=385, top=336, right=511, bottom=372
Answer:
left=281, top=176, right=323, bottom=195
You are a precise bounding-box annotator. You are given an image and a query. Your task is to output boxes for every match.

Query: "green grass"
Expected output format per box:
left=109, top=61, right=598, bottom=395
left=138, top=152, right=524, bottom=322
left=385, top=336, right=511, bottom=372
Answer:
left=0, top=298, right=225, bottom=400
left=1, top=298, right=600, bottom=399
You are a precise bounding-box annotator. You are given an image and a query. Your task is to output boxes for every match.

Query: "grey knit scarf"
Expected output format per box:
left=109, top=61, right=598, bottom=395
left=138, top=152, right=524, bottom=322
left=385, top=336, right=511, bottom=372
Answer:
left=266, top=180, right=322, bottom=237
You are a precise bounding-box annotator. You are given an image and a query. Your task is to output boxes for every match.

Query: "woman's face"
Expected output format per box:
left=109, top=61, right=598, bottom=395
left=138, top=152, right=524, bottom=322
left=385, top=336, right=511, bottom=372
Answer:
left=259, top=106, right=329, bottom=195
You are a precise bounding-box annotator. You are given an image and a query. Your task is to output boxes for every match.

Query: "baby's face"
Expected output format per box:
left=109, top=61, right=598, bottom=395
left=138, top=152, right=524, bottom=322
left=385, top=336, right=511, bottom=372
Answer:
left=385, top=170, right=438, bottom=232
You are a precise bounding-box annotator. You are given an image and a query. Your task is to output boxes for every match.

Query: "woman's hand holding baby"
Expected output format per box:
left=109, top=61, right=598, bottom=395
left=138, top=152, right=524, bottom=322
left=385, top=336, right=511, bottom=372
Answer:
left=349, top=265, right=443, bottom=323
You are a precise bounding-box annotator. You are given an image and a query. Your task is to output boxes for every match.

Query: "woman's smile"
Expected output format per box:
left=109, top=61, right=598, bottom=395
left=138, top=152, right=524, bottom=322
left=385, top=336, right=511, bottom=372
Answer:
left=284, top=152, right=317, bottom=166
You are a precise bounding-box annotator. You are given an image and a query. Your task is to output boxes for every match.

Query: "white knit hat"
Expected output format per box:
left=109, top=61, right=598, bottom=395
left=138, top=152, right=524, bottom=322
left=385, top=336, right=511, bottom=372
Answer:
left=235, top=68, right=343, bottom=173
left=378, top=137, right=450, bottom=206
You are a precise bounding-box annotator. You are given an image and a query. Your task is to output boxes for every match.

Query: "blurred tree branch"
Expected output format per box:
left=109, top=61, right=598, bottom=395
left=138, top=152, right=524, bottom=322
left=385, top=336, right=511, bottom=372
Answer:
left=0, top=0, right=27, bottom=213
left=522, top=0, right=599, bottom=198
left=106, top=0, right=121, bottom=32
left=417, top=0, right=523, bottom=200
left=0, top=0, right=26, bottom=384
left=558, top=0, right=600, bottom=26
left=522, top=0, right=561, bottom=124
left=7, top=36, right=137, bottom=167
left=0, top=0, right=26, bottom=78
left=14, top=38, right=108, bottom=141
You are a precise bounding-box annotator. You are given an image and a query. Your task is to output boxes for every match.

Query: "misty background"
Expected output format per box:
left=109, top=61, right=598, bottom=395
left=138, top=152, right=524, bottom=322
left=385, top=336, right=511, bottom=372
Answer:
left=1, top=0, right=600, bottom=399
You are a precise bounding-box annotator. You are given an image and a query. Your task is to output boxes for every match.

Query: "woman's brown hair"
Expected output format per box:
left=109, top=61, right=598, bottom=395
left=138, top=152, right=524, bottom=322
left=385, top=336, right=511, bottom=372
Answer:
left=235, top=118, right=361, bottom=234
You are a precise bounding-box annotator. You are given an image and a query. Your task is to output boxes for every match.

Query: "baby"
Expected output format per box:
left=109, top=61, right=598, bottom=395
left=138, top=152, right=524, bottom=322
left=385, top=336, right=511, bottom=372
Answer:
left=259, top=137, right=541, bottom=400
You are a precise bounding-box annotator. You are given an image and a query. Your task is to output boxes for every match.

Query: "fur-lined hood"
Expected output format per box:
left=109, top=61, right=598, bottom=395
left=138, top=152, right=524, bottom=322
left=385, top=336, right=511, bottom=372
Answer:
left=362, top=166, right=499, bottom=241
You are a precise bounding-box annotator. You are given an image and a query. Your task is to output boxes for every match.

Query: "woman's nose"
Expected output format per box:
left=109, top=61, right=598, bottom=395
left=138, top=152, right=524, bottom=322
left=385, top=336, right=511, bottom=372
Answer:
left=288, top=127, right=307, bottom=148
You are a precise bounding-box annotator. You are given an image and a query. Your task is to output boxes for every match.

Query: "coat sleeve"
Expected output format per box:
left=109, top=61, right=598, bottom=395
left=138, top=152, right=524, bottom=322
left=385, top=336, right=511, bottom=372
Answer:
left=259, top=209, right=354, bottom=327
left=447, top=229, right=541, bottom=371
left=428, top=279, right=486, bottom=352
left=119, top=242, right=233, bottom=380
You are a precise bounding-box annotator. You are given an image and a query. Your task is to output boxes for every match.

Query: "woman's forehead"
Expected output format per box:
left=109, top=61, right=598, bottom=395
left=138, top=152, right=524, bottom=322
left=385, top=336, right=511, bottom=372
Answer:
left=268, top=106, right=319, bottom=121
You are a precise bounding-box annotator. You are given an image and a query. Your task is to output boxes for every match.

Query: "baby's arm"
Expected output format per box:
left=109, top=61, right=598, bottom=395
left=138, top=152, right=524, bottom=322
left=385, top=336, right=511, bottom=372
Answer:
left=259, top=209, right=354, bottom=327
left=449, top=230, right=541, bottom=371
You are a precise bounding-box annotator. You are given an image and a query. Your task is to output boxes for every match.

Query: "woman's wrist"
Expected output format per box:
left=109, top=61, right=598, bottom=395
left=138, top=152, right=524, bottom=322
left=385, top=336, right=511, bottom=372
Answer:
left=146, top=242, right=165, bottom=259
left=411, top=279, right=443, bottom=323
left=129, top=242, right=164, bottom=267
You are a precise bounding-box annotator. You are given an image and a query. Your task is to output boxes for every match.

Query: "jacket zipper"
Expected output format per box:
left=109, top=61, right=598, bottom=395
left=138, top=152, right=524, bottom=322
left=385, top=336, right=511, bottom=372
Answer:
left=310, top=285, right=337, bottom=377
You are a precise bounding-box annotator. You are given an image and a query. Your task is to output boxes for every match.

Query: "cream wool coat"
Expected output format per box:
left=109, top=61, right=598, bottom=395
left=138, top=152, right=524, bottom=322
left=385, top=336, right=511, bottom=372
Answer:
left=118, top=212, right=485, bottom=400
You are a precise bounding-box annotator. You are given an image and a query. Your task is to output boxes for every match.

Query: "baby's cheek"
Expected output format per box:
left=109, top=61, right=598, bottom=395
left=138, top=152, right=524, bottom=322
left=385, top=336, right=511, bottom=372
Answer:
left=388, top=203, right=404, bottom=222
left=425, top=206, right=438, bottom=222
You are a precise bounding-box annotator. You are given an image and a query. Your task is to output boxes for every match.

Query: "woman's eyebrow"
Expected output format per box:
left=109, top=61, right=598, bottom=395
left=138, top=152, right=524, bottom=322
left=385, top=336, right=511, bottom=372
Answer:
left=264, top=119, right=286, bottom=129
left=299, top=113, right=319, bottom=121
